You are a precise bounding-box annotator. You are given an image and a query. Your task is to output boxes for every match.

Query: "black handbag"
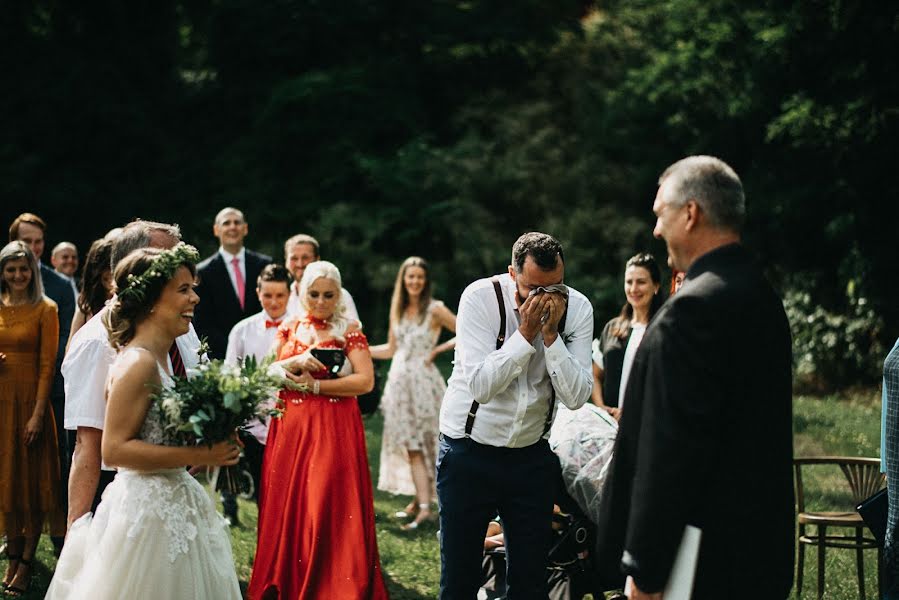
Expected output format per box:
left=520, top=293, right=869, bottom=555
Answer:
left=357, top=370, right=382, bottom=417
left=857, top=487, right=889, bottom=545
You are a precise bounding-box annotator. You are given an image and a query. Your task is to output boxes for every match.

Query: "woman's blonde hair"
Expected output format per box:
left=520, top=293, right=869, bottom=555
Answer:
left=103, top=247, right=198, bottom=349
left=389, top=256, right=431, bottom=326
left=0, top=241, right=43, bottom=305
left=298, top=260, right=349, bottom=338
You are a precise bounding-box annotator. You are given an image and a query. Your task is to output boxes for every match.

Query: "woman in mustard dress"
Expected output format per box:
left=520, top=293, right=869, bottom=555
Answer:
left=0, top=241, right=65, bottom=596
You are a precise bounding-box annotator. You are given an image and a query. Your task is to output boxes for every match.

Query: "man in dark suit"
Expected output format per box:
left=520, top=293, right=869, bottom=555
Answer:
left=9, top=212, right=76, bottom=553
left=193, top=207, right=271, bottom=526
left=193, top=207, right=272, bottom=361
left=594, top=156, right=794, bottom=599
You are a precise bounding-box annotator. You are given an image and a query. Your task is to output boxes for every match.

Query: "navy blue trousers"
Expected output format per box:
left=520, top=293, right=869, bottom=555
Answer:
left=437, top=434, right=560, bottom=600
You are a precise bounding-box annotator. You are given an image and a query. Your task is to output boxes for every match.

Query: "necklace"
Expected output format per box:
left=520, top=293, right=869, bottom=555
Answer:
left=302, top=314, right=331, bottom=330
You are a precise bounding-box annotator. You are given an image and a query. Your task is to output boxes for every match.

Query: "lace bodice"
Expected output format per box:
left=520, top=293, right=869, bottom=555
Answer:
left=392, top=300, right=442, bottom=362
left=137, top=363, right=173, bottom=445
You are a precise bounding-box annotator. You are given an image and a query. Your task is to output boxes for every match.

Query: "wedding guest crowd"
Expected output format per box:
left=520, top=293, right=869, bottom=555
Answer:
left=1, top=154, right=802, bottom=600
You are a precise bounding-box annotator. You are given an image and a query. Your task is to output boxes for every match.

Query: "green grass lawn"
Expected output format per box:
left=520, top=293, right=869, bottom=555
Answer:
left=7, top=392, right=886, bottom=599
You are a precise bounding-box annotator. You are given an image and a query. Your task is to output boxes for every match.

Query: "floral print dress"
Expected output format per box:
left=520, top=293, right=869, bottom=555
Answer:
left=377, top=300, right=446, bottom=497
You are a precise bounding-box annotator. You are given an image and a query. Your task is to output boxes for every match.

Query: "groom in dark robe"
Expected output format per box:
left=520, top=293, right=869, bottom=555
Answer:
left=594, top=156, right=794, bottom=599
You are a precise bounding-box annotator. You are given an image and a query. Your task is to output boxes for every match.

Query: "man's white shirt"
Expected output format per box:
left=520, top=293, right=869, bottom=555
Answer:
left=63, top=304, right=204, bottom=469
left=224, top=310, right=284, bottom=445
left=440, top=273, right=593, bottom=448
left=218, top=246, right=246, bottom=299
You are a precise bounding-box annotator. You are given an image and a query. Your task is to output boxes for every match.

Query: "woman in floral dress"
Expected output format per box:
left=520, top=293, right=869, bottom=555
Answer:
left=371, top=257, right=456, bottom=529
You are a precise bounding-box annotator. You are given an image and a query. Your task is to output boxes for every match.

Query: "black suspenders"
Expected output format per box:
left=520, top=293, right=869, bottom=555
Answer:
left=463, top=277, right=561, bottom=439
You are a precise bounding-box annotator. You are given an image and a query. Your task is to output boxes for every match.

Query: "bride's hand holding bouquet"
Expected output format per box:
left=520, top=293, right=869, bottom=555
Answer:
left=151, top=348, right=282, bottom=493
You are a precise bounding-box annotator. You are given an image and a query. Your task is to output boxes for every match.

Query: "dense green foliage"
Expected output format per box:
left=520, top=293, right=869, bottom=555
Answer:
left=2, top=1, right=897, bottom=388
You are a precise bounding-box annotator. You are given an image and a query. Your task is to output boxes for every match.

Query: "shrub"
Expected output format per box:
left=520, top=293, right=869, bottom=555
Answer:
left=784, top=286, right=885, bottom=392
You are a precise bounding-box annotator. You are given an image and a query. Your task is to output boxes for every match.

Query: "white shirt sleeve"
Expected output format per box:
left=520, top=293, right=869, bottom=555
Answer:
left=592, top=338, right=604, bottom=369
left=63, top=337, right=114, bottom=430
left=224, top=322, right=244, bottom=367
left=543, top=301, right=593, bottom=410
left=176, top=323, right=204, bottom=373
left=455, top=286, right=535, bottom=405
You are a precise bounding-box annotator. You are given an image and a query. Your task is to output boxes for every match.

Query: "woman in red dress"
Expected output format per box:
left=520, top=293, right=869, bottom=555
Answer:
left=248, top=260, right=389, bottom=600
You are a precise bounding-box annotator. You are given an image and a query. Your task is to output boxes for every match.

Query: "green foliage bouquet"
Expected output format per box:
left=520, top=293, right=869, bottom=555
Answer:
left=151, top=348, right=283, bottom=492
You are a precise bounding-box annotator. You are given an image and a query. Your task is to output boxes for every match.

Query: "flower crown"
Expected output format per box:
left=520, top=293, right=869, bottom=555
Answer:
left=117, top=243, right=200, bottom=302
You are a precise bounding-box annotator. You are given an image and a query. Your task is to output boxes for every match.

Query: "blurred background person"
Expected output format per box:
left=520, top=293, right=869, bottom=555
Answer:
left=0, top=241, right=65, bottom=595
left=50, top=242, right=79, bottom=294
left=9, top=213, right=75, bottom=553
left=249, top=261, right=387, bottom=599
left=370, top=257, right=456, bottom=530
left=591, top=253, right=662, bottom=420
left=224, top=263, right=294, bottom=503
left=283, top=233, right=360, bottom=322
left=67, top=237, right=115, bottom=342
left=193, top=207, right=272, bottom=361
left=670, top=268, right=685, bottom=295
left=193, top=207, right=271, bottom=526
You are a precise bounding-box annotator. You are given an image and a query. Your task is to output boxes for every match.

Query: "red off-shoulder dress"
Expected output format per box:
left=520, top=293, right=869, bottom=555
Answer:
left=248, top=318, right=389, bottom=600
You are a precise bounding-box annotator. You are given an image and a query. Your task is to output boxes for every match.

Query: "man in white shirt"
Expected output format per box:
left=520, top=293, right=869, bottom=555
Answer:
left=224, top=263, right=292, bottom=501
left=437, top=232, right=593, bottom=599
left=63, top=220, right=204, bottom=525
left=283, top=233, right=360, bottom=322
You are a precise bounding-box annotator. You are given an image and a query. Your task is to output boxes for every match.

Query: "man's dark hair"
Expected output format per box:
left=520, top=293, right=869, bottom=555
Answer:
left=257, top=263, right=293, bottom=289
left=512, top=232, right=564, bottom=273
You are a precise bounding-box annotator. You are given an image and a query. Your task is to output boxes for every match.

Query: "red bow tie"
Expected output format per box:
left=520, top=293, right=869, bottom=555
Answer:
left=265, top=320, right=282, bottom=329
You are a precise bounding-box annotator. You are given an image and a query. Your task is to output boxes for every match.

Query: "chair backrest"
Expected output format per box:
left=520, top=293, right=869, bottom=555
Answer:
left=793, top=456, right=884, bottom=513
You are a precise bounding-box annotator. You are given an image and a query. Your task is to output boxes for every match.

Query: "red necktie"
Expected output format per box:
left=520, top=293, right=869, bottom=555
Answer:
left=231, top=257, right=245, bottom=310
left=265, top=320, right=282, bottom=329
left=168, top=342, right=186, bottom=377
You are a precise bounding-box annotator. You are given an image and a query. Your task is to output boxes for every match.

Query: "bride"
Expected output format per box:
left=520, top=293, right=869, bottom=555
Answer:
left=46, top=245, right=242, bottom=599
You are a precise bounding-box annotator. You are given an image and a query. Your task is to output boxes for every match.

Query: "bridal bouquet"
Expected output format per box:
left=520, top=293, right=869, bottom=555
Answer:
left=151, top=348, right=283, bottom=493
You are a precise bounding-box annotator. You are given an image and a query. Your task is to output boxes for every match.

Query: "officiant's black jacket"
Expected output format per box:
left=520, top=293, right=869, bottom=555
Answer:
left=193, top=249, right=271, bottom=360
left=594, top=243, right=794, bottom=599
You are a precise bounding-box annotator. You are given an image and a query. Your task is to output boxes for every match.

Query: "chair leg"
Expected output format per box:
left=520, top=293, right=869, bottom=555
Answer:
left=878, top=546, right=884, bottom=600
left=797, top=540, right=805, bottom=597
left=855, top=528, right=865, bottom=600
left=817, top=525, right=826, bottom=600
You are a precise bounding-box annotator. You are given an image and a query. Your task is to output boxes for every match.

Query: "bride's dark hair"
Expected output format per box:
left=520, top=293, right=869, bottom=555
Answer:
left=104, top=247, right=197, bottom=349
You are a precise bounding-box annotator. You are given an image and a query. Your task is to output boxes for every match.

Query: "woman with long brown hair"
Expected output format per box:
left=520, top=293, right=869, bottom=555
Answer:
left=370, top=257, right=456, bottom=529
left=591, top=253, right=663, bottom=420
left=66, top=237, right=115, bottom=343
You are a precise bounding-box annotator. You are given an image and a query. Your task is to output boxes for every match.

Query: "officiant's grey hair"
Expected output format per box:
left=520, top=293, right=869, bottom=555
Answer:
left=111, top=220, right=182, bottom=270
left=658, top=155, right=745, bottom=232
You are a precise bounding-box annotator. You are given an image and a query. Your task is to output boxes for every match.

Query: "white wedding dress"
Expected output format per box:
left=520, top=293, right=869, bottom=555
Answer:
left=46, top=362, right=241, bottom=599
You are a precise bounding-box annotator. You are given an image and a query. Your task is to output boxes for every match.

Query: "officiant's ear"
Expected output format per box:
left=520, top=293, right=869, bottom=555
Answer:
left=684, top=200, right=701, bottom=232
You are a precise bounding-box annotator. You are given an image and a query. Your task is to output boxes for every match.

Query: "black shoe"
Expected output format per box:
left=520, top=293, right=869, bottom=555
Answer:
left=224, top=510, right=241, bottom=528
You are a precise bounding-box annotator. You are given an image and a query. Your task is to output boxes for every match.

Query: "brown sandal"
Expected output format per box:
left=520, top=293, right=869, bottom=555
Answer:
left=2, top=554, right=20, bottom=591
left=5, top=557, right=32, bottom=596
